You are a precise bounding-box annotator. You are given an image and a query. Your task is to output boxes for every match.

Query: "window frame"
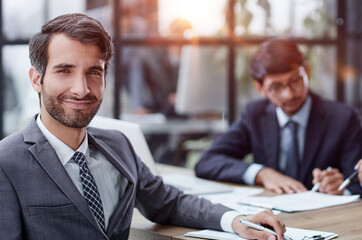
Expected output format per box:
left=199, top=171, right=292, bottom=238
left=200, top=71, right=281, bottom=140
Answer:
left=0, top=0, right=360, bottom=138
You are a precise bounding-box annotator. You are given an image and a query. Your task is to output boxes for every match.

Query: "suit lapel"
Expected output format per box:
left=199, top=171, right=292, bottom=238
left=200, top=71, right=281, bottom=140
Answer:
left=88, top=132, right=135, bottom=237
left=88, top=132, right=135, bottom=182
left=300, top=94, right=327, bottom=182
left=24, top=117, right=104, bottom=233
left=261, top=102, right=280, bottom=170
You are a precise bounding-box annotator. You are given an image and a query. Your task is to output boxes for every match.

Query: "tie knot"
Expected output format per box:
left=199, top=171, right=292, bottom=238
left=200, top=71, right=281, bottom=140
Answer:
left=286, top=120, right=298, bottom=131
left=72, top=151, right=87, bottom=166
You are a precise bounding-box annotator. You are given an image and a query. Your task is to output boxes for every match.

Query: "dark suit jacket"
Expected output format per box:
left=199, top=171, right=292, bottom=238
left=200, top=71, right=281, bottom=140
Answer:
left=0, top=115, right=231, bottom=240
left=196, top=92, right=362, bottom=195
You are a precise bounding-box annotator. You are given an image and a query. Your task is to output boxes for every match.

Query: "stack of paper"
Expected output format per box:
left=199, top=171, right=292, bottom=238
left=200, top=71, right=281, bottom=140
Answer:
left=185, top=228, right=338, bottom=240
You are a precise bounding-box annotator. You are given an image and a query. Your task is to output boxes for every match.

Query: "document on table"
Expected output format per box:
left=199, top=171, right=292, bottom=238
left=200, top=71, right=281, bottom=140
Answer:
left=238, top=191, right=360, bottom=212
left=162, top=174, right=279, bottom=215
left=185, top=227, right=338, bottom=240
left=200, top=187, right=282, bottom=215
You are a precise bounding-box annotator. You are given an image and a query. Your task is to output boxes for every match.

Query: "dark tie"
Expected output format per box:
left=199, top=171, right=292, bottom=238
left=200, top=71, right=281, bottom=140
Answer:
left=285, top=121, right=299, bottom=180
left=72, top=151, right=105, bottom=231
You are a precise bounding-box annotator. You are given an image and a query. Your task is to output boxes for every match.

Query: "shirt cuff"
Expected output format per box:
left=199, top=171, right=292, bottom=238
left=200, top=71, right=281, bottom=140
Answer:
left=343, top=188, right=352, bottom=195
left=241, top=163, right=264, bottom=185
left=220, top=210, right=242, bottom=233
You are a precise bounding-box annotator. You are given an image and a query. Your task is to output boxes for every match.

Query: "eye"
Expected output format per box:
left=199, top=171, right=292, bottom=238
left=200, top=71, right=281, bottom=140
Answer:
left=270, top=84, right=283, bottom=93
left=89, top=70, right=102, bottom=77
left=57, top=68, right=71, bottom=73
left=290, top=76, right=303, bottom=86
left=290, top=76, right=302, bottom=83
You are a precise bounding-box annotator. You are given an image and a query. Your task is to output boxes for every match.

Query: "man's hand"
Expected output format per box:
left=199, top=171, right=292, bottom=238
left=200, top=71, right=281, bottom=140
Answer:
left=255, top=167, right=307, bottom=194
left=357, top=159, right=362, bottom=184
left=312, top=168, right=344, bottom=195
left=232, top=210, right=286, bottom=240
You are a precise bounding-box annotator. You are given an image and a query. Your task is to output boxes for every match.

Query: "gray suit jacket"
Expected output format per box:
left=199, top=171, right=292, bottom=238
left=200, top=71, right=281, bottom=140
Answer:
left=0, top=115, right=230, bottom=240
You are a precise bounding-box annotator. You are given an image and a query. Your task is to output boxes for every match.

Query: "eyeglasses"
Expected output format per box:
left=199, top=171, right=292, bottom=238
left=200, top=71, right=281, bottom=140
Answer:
left=266, top=75, right=305, bottom=98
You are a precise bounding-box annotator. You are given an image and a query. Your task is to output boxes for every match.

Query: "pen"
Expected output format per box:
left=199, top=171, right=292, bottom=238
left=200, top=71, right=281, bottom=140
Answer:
left=239, top=218, right=293, bottom=240
left=311, top=235, right=325, bottom=240
left=311, top=166, right=332, bottom=192
left=238, top=201, right=287, bottom=212
left=338, top=170, right=358, bottom=191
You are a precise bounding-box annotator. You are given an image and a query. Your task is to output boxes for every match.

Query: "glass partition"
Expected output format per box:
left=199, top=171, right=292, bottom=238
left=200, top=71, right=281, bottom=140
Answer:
left=2, top=45, right=38, bottom=135
left=2, top=0, right=45, bottom=40
left=234, top=0, right=337, bottom=38
left=1, top=0, right=359, bottom=168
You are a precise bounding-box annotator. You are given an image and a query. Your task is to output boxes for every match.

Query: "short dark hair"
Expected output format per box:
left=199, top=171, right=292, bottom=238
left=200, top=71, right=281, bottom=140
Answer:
left=29, top=13, right=113, bottom=83
left=250, top=39, right=305, bottom=84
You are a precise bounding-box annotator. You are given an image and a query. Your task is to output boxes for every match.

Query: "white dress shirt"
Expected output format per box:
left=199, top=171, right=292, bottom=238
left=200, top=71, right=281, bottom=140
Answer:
left=36, top=115, right=127, bottom=229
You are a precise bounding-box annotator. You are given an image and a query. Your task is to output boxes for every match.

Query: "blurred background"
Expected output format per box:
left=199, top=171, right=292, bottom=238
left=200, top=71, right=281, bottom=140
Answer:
left=0, top=0, right=361, bottom=168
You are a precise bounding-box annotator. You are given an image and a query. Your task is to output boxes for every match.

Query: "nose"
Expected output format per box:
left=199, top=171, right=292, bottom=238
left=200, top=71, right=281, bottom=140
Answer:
left=70, top=74, right=90, bottom=98
left=280, top=86, right=294, bottom=99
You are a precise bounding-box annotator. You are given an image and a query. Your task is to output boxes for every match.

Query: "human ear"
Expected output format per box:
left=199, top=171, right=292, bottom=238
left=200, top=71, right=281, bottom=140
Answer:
left=304, top=62, right=311, bottom=79
left=254, top=81, right=266, bottom=97
left=29, top=66, right=42, bottom=93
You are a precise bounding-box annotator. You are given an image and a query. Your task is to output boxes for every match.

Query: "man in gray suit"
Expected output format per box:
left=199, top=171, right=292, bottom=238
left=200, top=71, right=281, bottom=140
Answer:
left=0, top=13, right=286, bottom=240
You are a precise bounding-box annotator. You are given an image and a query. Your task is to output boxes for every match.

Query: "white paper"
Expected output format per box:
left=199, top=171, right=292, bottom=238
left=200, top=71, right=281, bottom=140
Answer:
left=201, top=187, right=281, bottom=215
left=202, top=186, right=264, bottom=198
left=185, top=227, right=338, bottom=240
left=238, top=191, right=360, bottom=212
left=161, top=173, right=233, bottom=195
left=185, top=229, right=247, bottom=240
left=285, top=228, right=338, bottom=240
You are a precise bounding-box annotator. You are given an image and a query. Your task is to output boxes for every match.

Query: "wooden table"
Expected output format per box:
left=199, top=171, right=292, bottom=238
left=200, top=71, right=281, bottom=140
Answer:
left=130, top=164, right=362, bottom=240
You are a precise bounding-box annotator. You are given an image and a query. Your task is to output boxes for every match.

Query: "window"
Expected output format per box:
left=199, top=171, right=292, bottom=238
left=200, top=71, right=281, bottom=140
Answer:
left=1, top=0, right=361, bottom=168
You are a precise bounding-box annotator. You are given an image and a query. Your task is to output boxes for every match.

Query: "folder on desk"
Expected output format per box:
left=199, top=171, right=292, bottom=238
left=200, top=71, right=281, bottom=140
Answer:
left=238, top=191, right=360, bottom=212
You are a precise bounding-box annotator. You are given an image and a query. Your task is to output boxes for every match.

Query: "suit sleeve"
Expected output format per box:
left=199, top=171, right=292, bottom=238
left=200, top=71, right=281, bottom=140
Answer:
left=0, top=166, right=22, bottom=239
left=338, top=107, right=362, bottom=195
left=134, top=158, right=232, bottom=231
left=195, top=109, right=253, bottom=183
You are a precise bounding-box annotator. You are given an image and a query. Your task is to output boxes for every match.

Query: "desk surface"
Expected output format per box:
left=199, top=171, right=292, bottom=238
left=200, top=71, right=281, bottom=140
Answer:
left=137, top=118, right=227, bottom=135
left=130, top=164, right=362, bottom=240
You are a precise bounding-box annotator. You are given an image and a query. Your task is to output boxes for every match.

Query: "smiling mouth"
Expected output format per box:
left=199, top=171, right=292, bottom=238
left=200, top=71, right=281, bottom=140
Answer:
left=64, top=100, right=93, bottom=110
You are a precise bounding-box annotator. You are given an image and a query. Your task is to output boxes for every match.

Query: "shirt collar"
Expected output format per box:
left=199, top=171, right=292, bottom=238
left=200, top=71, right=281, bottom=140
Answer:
left=36, top=114, right=89, bottom=166
left=276, top=96, right=312, bottom=128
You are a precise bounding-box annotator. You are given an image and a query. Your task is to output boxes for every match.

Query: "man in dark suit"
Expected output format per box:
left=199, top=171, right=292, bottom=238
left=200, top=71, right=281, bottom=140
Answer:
left=0, top=14, right=286, bottom=240
left=196, top=39, right=362, bottom=195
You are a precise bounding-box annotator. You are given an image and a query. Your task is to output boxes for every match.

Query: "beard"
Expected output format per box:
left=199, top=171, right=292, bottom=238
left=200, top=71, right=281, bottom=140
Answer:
left=42, top=89, right=102, bottom=128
